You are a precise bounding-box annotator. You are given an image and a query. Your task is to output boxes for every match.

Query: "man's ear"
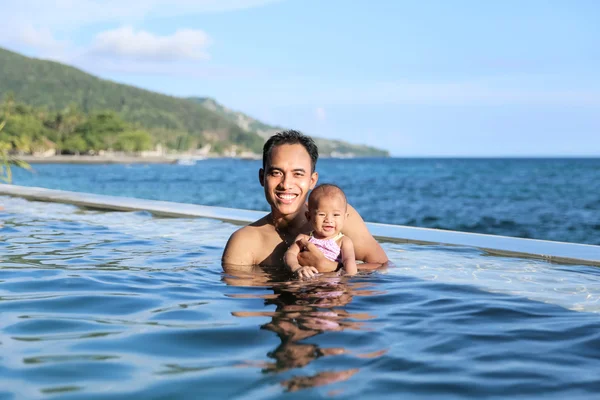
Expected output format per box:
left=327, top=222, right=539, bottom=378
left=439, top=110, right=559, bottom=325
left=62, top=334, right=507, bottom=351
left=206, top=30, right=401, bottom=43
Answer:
left=259, top=168, right=265, bottom=187
left=309, top=171, right=318, bottom=189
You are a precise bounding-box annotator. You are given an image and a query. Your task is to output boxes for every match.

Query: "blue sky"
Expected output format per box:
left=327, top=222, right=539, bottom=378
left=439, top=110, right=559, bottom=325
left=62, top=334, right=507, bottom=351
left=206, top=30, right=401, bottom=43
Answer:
left=1, top=0, right=598, bottom=156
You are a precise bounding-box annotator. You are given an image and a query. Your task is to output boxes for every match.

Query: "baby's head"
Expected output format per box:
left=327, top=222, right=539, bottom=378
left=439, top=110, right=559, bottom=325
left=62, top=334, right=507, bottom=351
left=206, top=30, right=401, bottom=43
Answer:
left=306, top=184, right=349, bottom=239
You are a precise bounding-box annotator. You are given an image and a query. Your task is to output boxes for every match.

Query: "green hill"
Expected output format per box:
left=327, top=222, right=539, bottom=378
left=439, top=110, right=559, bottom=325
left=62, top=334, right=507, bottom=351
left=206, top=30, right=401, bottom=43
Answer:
left=189, top=97, right=389, bottom=157
left=0, top=47, right=389, bottom=156
left=189, top=97, right=282, bottom=140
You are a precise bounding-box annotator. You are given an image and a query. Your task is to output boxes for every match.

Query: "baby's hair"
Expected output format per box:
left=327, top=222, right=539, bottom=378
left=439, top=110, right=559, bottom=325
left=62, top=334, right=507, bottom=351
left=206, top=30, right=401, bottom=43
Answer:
left=308, top=183, right=347, bottom=210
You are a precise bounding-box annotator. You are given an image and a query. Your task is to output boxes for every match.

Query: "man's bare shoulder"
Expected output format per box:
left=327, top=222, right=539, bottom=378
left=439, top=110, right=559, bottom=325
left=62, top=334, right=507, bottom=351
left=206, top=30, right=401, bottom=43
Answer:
left=341, top=203, right=369, bottom=240
left=342, top=203, right=388, bottom=264
left=228, top=224, right=259, bottom=242
left=222, top=215, right=272, bottom=267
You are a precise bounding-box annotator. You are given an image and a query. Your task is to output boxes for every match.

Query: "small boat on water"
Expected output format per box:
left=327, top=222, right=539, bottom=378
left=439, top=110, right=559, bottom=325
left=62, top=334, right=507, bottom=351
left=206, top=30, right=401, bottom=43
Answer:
left=175, top=159, right=195, bottom=166
left=174, top=157, right=203, bottom=166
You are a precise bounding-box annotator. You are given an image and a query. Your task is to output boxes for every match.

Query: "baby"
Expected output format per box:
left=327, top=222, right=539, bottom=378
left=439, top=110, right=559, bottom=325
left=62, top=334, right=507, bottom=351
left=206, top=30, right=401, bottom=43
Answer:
left=285, top=184, right=358, bottom=278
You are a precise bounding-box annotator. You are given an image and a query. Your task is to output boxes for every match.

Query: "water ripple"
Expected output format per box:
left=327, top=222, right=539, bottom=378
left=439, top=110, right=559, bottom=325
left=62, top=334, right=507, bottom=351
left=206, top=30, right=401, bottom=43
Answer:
left=2, top=196, right=600, bottom=398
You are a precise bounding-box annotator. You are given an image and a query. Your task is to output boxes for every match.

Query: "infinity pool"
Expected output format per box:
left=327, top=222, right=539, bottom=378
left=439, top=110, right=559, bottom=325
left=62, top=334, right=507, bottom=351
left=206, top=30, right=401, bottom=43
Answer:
left=1, top=195, right=599, bottom=399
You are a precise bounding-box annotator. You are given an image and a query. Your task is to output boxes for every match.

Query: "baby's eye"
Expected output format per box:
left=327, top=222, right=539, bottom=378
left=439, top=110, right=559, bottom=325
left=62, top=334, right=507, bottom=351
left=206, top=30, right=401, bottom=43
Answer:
left=334, top=213, right=341, bottom=217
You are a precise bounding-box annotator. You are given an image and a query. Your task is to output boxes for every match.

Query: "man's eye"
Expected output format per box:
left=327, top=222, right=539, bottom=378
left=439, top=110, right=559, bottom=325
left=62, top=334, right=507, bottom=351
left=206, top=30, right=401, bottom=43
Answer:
left=270, top=171, right=282, bottom=176
left=294, top=172, right=304, bottom=177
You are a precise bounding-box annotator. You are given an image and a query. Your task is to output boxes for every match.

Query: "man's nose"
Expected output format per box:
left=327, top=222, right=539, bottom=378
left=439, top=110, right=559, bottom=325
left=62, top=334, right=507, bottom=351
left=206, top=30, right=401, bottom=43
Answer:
left=280, top=173, right=293, bottom=188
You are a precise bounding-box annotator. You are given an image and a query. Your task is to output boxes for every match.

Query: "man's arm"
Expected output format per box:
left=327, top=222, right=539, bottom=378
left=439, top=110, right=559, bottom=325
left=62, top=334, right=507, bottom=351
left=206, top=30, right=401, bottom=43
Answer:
left=343, top=204, right=388, bottom=265
left=284, top=240, right=302, bottom=272
left=222, top=227, right=258, bottom=273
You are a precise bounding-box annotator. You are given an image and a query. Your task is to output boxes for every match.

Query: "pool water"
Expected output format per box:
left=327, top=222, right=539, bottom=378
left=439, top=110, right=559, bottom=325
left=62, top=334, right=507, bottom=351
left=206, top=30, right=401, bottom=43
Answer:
left=1, top=196, right=600, bottom=399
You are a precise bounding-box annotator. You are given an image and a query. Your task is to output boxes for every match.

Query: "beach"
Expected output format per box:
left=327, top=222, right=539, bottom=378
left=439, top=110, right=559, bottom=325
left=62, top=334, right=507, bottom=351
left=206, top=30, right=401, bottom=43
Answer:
left=18, top=155, right=187, bottom=164
left=18, top=154, right=215, bottom=164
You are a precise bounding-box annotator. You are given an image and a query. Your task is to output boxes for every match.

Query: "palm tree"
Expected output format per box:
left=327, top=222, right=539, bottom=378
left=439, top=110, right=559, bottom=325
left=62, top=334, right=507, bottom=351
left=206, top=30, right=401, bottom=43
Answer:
left=0, top=120, right=32, bottom=184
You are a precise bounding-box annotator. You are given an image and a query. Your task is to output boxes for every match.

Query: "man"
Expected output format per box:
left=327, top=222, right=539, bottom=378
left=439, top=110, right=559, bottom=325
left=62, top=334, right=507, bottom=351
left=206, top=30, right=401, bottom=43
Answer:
left=222, top=130, right=388, bottom=273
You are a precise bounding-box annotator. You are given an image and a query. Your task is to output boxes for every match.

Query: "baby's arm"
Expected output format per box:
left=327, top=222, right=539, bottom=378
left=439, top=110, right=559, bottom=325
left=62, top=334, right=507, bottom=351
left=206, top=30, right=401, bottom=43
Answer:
left=285, top=234, right=319, bottom=278
left=340, top=237, right=358, bottom=275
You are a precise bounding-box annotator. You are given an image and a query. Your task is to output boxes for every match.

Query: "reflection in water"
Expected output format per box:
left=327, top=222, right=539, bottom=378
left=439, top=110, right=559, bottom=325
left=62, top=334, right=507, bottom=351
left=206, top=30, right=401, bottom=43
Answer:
left=224, top=268, right=385, bottom=393
left=282, top=368, right=360, bottom=393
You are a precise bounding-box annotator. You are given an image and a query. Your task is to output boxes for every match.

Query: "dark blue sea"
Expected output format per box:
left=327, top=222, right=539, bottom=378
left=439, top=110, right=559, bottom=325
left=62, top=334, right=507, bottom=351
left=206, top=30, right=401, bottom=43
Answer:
left=2, top=158, right=600, bottom=399
left=11, top=157, right=600, bottom=245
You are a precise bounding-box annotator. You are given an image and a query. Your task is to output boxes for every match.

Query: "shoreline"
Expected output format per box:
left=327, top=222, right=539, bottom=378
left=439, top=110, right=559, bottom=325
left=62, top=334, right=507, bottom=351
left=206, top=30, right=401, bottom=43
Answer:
left=16, top=154, right=257, bottom=164
left=15, top=153, right=378, bottom=164
left=18, top=155, right=179, bottom=164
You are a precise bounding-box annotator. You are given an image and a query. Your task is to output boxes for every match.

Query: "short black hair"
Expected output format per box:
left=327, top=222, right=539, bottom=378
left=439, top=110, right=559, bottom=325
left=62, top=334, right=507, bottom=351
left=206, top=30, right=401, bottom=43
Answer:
left=308, top=183, right=347, bottom=210
left=262, top=130, right=319, bottom=172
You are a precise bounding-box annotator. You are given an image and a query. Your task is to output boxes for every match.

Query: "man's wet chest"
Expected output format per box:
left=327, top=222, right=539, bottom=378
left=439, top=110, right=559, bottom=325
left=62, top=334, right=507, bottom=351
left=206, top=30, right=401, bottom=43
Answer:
left=257, top=235, right=289, bottom=266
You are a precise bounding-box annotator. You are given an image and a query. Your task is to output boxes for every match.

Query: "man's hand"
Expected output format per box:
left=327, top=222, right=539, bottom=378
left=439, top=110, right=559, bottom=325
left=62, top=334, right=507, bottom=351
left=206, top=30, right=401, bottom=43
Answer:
left=297, top=238, right=339, bottom=272
left=294, top=265, right=319, bottom=279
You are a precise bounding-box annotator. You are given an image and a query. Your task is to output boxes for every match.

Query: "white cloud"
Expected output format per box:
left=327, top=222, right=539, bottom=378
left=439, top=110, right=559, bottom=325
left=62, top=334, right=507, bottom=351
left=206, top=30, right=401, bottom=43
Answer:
left=89, top=27, right=211, bottom=61
left=0, top=22, right=68, bottom=60
left=315, top=107, right=326, bottom=121
left=0, top=0, right=279, bottom=59
left=16, top=24, right=63, bottom=51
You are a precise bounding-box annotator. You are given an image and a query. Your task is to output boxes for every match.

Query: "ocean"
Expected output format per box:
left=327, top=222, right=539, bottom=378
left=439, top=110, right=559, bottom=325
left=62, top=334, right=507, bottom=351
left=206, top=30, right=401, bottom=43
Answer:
left=10, top=157, right=600, bottom=245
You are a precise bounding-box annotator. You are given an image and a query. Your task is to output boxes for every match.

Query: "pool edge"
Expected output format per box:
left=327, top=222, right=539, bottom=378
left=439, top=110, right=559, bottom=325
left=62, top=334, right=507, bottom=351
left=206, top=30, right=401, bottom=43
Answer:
left=2, top=184, right=599, bottom=266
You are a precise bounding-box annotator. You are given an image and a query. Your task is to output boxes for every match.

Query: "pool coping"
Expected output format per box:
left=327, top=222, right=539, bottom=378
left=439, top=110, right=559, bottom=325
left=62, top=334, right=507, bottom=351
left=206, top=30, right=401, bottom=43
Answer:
left=2, top=184, right=600, bottom=267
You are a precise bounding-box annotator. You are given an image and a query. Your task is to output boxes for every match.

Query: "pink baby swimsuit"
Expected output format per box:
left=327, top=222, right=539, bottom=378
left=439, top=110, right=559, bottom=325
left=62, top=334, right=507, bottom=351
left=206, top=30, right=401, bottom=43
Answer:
left=308, top=232, right=344, bottom=262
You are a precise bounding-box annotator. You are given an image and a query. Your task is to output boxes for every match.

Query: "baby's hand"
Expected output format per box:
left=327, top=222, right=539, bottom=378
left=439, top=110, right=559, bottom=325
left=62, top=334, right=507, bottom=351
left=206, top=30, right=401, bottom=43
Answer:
left=294, top=266, right=319, bottom=279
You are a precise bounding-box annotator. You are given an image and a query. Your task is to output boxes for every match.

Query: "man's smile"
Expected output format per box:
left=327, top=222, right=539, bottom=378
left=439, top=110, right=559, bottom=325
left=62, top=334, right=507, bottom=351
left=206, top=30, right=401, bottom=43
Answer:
left=276, top=192, right=299, bottom=204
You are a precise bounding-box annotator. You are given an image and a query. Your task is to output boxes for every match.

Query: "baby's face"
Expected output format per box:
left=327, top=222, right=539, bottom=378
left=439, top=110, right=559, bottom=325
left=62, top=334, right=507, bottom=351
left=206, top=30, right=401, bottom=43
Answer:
left=308, top=194, right=347, bottom=240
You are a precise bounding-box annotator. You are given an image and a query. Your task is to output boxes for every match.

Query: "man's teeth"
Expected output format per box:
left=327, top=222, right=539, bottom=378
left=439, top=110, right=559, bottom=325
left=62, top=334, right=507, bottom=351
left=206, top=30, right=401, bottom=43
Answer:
left=278, top=194, right=297, bottom=199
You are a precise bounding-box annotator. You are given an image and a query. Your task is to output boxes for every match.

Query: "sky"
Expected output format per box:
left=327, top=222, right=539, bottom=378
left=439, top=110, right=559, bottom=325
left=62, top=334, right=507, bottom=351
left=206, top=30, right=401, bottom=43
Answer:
left=1, top=0, right=598, bottom=156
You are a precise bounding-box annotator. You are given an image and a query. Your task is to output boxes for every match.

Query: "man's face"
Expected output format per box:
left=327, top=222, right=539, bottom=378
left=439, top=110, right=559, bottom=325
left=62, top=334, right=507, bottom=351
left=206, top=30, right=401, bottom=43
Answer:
left=260, top=143, right=318, bottom=218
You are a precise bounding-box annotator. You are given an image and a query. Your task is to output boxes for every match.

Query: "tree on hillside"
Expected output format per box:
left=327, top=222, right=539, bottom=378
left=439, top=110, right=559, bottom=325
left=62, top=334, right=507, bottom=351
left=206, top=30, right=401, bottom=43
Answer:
left=45, top=104, right=86, bottom=154
left=1, top=91, right=16, bottom=115
left=0, top=113, right=51, bottom=154
left=114, top=130, right=153, bottom=153
left=71, top=112, right=128, bottom=152
left=62, top=135, right=87, bottom=155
